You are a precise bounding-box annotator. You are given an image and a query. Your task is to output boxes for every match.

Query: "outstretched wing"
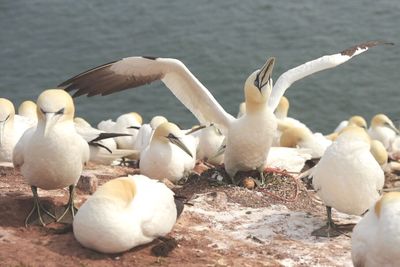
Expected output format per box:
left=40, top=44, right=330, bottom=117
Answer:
left=59, top=57, right=235, bottom=133
left=268, top=40, right=393, bottom=112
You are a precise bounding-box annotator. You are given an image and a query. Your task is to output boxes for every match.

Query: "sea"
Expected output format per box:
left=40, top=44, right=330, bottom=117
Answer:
left=1, top=0, right=400, bottom=133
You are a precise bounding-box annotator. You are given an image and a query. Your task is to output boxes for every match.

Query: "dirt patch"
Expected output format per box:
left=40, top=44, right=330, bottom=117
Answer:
left=0, top=162, right=397, bottom=266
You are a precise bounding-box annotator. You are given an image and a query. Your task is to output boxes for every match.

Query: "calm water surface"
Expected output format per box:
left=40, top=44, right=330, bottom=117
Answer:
left=1, top=0, right=400, bottom=132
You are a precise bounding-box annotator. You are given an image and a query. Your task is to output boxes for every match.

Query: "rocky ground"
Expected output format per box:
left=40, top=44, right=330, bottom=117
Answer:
left=0, top=162, right=398, bottom=267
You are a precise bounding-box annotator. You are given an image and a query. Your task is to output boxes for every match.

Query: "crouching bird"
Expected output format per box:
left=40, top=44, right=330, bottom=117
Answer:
left=73, top=175, right=183, bottom=254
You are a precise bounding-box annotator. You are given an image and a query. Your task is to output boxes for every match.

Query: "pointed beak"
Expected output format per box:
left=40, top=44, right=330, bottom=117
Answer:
left=127, top=126, right=141, bottom=130
left=185, top=125, right=207, bottom=135
left=255, top=57, right=275, bottom=90
left=386, top=123, right=400, bottom=135
left=43, top=112, right=56, bottom=136
left=0, top=122, right=5, bottom=147
left=167, top=134, right=193, bottom=158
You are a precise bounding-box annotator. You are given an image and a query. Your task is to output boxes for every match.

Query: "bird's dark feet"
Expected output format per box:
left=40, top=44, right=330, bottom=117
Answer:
left=56, top=185, right=78, bottom=224
left=25, top=186, right=56, bottom=227
left=311, top=221, right=342, bottom=238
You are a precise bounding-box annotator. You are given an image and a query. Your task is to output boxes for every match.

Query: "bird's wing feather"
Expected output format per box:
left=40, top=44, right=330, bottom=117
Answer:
left=60, top=57, right=234, bottom=132
left=268, top=40, right=393, bottom=112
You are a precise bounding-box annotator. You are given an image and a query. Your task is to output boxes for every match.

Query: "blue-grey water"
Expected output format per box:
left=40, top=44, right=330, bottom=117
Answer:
left=1, top=1, right=399, bottom=132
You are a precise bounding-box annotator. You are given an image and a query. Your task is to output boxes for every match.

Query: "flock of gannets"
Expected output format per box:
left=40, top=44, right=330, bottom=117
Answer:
left=1, top=41, right=400, bottom=264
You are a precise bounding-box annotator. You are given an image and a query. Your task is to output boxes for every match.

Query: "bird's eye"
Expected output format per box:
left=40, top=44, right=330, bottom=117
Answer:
left=56, top=108, right=65, bottom=115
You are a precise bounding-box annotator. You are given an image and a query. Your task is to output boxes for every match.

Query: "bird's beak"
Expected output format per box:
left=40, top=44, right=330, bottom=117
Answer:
left=185, top=125, right=207, bottom=135
left=255, top=57, right=275, bottom=90
left=44, top=112, right=57, bottom=137
left=386, top=123, right=400, bottom=135
left=127, top=126, right=141, bottom=130
left=167, top=134, right=193, bottom=158
left=0, top=122, right=5, bottom=147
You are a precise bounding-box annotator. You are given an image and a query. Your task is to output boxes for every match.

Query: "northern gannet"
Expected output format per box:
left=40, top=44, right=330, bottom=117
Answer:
left=18, top=100, right=38, bottom=123
left=279, top=126, right=331, bottom=158
left=333, top=115, right=367, bottom=133
left=13, top=89, right=90, bottom=226
left=73, top=175, right=183, bottom=253
left=0, top=98, right=35, bottom=163
left=188, top=123, right=225, bottom=165
left=368, top=113, right=399, bottom=150
left=133, top=115, right=168, bottom=152
left=74, top=117, right=138, bottom=165
left=59, top=41, right=389, bottom=184
left=310, top=126, right=384, bottom=237
left=351, top=192, right=400, bottom=267
left=139, top=122, right=195, bottom=183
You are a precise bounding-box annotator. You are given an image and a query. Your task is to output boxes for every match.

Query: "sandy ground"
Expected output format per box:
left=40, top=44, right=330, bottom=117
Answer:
left=0, top=162, right=398, bottom=267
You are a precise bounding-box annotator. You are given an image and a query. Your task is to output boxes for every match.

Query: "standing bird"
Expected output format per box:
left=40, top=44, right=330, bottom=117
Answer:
left=13, top=89, right=90, bottom=226
left=0, top=98, right=35, bottom=163
left=310, top=126, right=384, bottom=237
left=59, top=41, right=389, bottom=184
left=351, top=192, right=400, bottom=267
left=73, top=175, right=183, bottom=254
left=140, top=122, right=194, bottom=183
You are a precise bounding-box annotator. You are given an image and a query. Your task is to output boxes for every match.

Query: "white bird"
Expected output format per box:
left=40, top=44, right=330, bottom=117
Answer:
left=74, top=117, right=138, bottom=165
left=368, top=113, right=399, bottom=150
left=97, top=112, right=142, bottom=149
left=13, top=89, right=90, bottom=226
left=333, top=115, right=367, bottom=133
left=18, top=100, right=38, bottom=123
left=266, top=147, right=312, bottom=173
left=133, top=115, right=168, bottom=152
left=140, top=122, right=195, bottom=183
left=0, top=98, right=35, bottom=163
left=279, top=126, right=331, bottom=158
left=187, top=123, right=225, bottom=165
left=73, top=175, right=183, bottom=254
left=351, top=192, right=400, bottom=267
left=59, top=41, right=388, bottom=184
left=310, top=126, right=384, bottom=237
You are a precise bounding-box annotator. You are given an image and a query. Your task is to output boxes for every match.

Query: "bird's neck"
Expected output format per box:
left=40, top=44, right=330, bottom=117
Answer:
left=244, top=100, right=268, bottom=114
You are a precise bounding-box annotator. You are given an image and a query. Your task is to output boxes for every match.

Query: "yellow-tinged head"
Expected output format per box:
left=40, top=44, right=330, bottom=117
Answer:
left=370, top=139, right=388, bottom=165
left=325, top=132, right=339, bottom=141
left=280, top=127, right=312, bottom=147
left=152, top=122, right=193, bottom=157
left=374, top=192, right=400, bottom=218
left=36, top=89, right=75, bottom=135
left=18, top=100, right=37, bottom=118
left=244, top=58, right=275, bottom=110
left=237, top=102, right=246, bottom=118
left=370, top=114, right=399, bottom=134
left=150, top=115, right=168, bottom=129
left=0, top=98, right=15, bottom=123
left=95, top=177, right=136, bottom=207
left=129, top=112, right=143, bottom=125
left=337, top=125, right=371, bottom=144
left=0, top=98, right=15, bottom=146
left=348, top=115, right=367, bottom=129
left=275, top=96, right=289, bottom=119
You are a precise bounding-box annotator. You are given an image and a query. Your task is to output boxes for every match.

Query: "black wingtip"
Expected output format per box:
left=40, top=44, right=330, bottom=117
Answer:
left=174, top=196, right=185, bottom=219
left=340, top=40, right=394, bottom=56
left=142, top=56, right=158, bottom=60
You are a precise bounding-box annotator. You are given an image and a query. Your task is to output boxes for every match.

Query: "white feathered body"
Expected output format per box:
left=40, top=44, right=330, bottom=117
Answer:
left=0, top=116, right=34, bottom=162
left=73, top=175, right=177, bottom=254
left=368, top=126, right=396, bottom=150
left=266, top=147, right=312, bottom=173
left=224, top=107, right=277, bottom=177
left=140, top=139, right=195, bottom=183
left=351, top=197, right=400, bottom=267
left=312, top=139, right=384, bottom=215
left=14, top=122, right=89, bottom=190
left=191, top=125, right=225, bottom=165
